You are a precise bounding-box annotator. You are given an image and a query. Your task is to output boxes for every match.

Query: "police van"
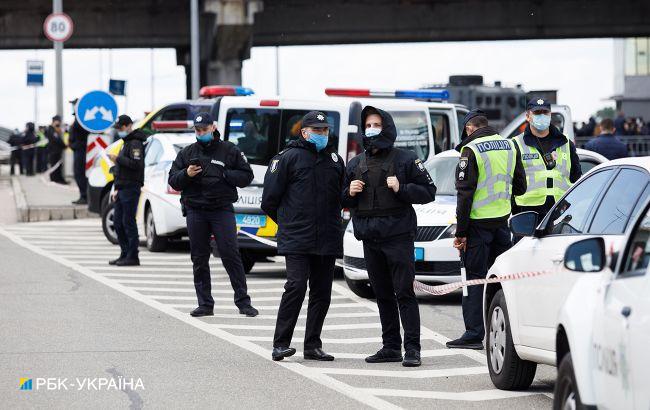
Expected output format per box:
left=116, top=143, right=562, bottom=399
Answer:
left=92, top=86, right=467, bottom=272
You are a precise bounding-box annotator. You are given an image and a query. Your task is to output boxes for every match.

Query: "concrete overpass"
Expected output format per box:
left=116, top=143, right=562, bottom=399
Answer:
left=1, top=0, right=649, bottom=96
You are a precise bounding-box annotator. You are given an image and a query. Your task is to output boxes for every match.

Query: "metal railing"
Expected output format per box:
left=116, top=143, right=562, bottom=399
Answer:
left=575, top=135, right=650, bottom=157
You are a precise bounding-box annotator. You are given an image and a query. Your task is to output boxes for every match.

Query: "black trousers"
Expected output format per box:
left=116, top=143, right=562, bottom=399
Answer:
left=22, top=149, right=35, bottom=176
left=186, top=207, right=251, bottom=309
left=113, top=186, right=141, bottom=260
left=461, top=224, right=512, bottom=341
left=273, top=254, right=335, bottom=350
left=10, top=151, right=22, bottom=175
left=36, top=147, right=48, bottom=173
left=364, top=238, right=421, bottom=352
left=48, top=152, right=65, bottom=183
left=73, top=148, right=87, bottom=200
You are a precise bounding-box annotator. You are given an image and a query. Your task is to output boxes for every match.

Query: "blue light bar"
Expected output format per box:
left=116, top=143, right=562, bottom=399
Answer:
left=395, top=90, right=450, bottom=100
left=234, top=87, right=255, bottom=96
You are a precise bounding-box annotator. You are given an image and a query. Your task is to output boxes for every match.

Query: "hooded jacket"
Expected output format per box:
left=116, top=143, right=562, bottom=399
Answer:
left=342, top=106, right=436, bottom=241
left=113, top=129, right=148, bottom=188
left=168, top=131, right=254, bottom=211
left=261, top=138, right=345, bottom=256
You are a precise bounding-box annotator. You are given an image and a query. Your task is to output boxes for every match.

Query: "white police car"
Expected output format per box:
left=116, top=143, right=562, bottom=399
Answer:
left=554, top=195, right=650, bottom=410
left=483, top=157, right=650, bottom=391
left=342, top=147, right=608, bottom=298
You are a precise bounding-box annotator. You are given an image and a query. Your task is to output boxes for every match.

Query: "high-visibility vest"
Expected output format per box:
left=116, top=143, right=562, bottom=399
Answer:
left=513, top=133, right=572, bottom=206
left=464, top=134, right=517, bottom=220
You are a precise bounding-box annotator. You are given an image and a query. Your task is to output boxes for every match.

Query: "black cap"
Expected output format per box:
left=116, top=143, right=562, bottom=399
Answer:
left=114, top=114, right=133, bottom=128
left=460, top=109, right=488, bottom=140
left=193, top=112, right=214, bottom=127
left=301, top=111, right=330, bottom=128
left=526, top=97, right=551, bottom=112
left=52, top=115, right=62, bottom=122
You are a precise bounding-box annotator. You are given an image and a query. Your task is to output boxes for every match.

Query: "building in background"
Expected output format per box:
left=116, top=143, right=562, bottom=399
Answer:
left=613, top=38, right=650, bottom=120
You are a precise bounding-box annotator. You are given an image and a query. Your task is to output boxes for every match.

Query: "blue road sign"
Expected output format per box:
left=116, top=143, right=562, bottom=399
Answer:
left=75, top=90, right=118, bottom=133
left=109, top=79, right=126, bottom=96
left=26, top=60, right=44, bottom=87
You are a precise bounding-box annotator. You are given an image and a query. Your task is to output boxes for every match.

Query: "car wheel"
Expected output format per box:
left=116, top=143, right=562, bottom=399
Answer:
left=486, top=289, right=537, bottom=390
left=345, top=276, right=375, bottom=299
left=553, top=353, right=583, bottom=410
left=101, top=199, right=118, bottom=245
left=145, top=208, right=167, bottom=252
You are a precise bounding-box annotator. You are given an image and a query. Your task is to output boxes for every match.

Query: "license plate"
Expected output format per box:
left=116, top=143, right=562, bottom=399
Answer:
left=236, top=214, right=267, bottom=228
left=414, top=247, right=424, bottom=261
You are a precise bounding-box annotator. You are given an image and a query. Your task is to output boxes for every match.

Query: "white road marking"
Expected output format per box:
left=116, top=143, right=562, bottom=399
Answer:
left=127, top=286, right=283, bottom=293
left=312, top=366, right=488, bottom=378
left=360, top=388, right=538, bottom=401
left=293, top=349, right=462, bottom=360
left=214, top=323, right=382, bottom=331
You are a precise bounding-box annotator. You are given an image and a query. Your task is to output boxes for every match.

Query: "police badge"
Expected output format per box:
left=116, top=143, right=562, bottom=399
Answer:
left=331, top=153, right=338, bottom=162
left=270, top=159, right=279, bottom=173
left=459, top=157, right=468, bottom=170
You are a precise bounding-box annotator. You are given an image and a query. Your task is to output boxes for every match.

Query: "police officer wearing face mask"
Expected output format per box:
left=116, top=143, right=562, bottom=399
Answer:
left=107, top=115, right=148, bottom=266
left=342, top=106, right=436, bottom=367
left=262, top=111, right=345, bottom=362
left=512, top=98, right=582, bottom=219
left=168, top=113, right=258, bottom=318
left=446, top=109, right=527, bottom=350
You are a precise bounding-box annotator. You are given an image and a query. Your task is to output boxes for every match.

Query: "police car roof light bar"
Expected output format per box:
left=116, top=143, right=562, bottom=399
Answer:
left=325, top=88, right=449, bottom=100
left=199, top=85, right=255, bottom=97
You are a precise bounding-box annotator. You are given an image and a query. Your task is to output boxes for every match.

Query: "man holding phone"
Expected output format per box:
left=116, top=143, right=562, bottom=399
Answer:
left=168, top=113, right=258, bottom=318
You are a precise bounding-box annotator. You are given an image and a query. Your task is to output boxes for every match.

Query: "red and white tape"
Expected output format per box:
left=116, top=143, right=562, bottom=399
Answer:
left=413, top=270, right=553, bottom=296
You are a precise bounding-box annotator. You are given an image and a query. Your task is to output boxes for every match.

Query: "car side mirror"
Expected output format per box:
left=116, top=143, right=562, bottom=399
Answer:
left=564, top=237, right=606, bottom=273
left=509, top=211, right=539, bottom=237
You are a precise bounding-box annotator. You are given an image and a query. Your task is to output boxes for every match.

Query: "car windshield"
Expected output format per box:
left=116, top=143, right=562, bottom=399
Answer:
left=425, top=156, right=457, bottom=196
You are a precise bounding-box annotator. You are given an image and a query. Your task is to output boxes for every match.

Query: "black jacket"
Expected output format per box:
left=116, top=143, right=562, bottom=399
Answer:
left=113, top=130, right=147, bottom=188
left=342, top=106, right=436, bottom=241
left=261, top=138, right=345, bottom=256
left=168, top=134, right=254, bottom=211
left=45, top=125, right=66, bottom=156
left=512, top=124, right=582, bottom=217
left=22, top=130, right=38, bottom=148
left=68, top=119, right=90, bottom=152
left=455, top=126, right=527, bottom=237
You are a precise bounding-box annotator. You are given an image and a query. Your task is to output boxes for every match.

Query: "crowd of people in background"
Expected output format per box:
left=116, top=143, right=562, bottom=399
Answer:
left=575, top=112, right=650, bottom=137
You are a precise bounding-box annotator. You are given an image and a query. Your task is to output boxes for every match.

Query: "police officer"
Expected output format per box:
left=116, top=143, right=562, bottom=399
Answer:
left=22, top=122, right=38, bottom=176
left=8, top=129, right=23, bottom=176
left=262, top=111, right=345, bottom=362
left=512, top=98, right=582, bottom=219
left=45, top=115, right=68, bottom=184
left=342, top=106, right=436, bottom=367
left=69, top=100, right=90, bottom=205
left=168, top=113, right=258, bottom=318
left=446, top=109, right=527, bottom=349
left=107, top=115, right=147, bottom=266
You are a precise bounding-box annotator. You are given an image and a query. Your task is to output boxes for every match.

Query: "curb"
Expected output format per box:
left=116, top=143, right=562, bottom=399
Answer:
left=10, top=176, right=96, bottom=223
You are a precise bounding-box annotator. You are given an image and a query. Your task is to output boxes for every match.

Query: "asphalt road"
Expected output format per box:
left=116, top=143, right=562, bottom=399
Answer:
left=0, top=218, right=555, bottom=409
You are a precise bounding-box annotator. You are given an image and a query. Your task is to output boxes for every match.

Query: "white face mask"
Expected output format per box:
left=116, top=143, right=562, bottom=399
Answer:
left=365, top=127, right=382, bottom=138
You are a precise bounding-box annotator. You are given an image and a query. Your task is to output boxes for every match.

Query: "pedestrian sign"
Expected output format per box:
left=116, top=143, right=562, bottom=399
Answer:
left=26, top=60, right=44, bottom=87
left=75, top=90, right=118, bottom=133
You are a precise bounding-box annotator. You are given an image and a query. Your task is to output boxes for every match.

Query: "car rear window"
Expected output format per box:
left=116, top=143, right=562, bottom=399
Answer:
left=389, top=110, right=430, bottom=160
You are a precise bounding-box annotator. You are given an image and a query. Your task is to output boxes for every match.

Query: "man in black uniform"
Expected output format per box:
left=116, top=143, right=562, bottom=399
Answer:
left=446, top=110, right=527, bottom=349
left=8, top=129, right=23, bottom=176
left=68, top=100, right=90, bottom=205
left=168, top=113, right=258, bottom=318
left=262, top=111, right=345, bottom=362
left=107, top=115, right=146, bottom=266
left=21, top=122, right=38, bottom=176
left=342, top=106, right=436, bottom=367
left=45, top=115, right=68, bottom=184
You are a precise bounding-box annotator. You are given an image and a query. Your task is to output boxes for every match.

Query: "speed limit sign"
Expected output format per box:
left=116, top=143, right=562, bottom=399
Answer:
left=43, top=13, right=74, bottom=42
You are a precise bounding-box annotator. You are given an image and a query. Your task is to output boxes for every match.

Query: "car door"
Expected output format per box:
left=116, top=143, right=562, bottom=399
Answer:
left=593, top=203, right=650, bottom=409
left=509, top=168, right=616, bottom=350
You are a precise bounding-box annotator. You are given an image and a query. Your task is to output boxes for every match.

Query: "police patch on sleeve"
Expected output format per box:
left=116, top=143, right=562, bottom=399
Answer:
left=459, top=157, right=468, bottom=170
left=132, top=148, right=141, bottom=160
left=270, top=159, right=279, bottom=173
left=415, top=159, right=425, bottom=172
left=331, top=153, right=338, bottom=163
left=241, top=152, right=248, bottom=163
left=458, top=171, right=465, bottom=181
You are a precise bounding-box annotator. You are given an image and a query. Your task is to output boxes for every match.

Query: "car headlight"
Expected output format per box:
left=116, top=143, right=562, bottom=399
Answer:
left=438, top=224, right=456, bottom=239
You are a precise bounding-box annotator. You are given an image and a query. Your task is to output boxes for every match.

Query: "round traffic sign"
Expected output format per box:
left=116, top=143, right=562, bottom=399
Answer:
left=75, top=90, right=118, bottom=133
left=43, top=13, right=74, bottom=42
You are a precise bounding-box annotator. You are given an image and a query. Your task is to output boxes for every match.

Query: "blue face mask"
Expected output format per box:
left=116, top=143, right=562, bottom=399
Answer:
left=117, top=131, right=128, bottom=138
left=531, top=114, right=551, bottom=131
left=196, top=133, right=214, bottom=143
left=307, top=132, right=328, bottom=152
left=365, top=127, right=382, bottom=138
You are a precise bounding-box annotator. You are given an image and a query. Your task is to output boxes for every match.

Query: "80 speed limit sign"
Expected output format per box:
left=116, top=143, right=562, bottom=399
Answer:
left=43, top=13, right=74, bottom=42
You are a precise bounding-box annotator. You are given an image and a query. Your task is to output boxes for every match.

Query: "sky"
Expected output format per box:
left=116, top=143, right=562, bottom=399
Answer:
left=0, top=38, right=615, bottom=130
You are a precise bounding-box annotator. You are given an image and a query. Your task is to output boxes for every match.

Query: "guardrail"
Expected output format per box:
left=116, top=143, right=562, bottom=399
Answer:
left=575, top=135, right=650, bottom=157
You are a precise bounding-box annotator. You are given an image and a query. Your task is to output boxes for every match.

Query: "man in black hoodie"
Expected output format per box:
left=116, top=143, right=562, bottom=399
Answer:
left=107, top=115, right=147, bottom=267
left=447, top=109, right=527, bottom=349
left=168, top=113, right=258, bottom=318
left=342, top=106, right=436, bottom=367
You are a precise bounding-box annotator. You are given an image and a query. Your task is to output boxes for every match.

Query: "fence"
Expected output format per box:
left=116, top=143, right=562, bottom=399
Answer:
left=575, top=135, right=650, bottom=157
